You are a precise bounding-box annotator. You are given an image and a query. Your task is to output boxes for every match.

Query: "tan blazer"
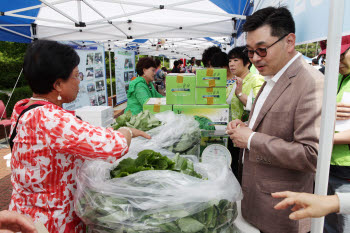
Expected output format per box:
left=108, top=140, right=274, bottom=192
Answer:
left=241, top=56, right=324, bottom=233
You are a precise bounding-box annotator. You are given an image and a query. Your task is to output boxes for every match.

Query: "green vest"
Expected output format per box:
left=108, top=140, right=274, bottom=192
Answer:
left=332, top=73, right=350, bottom=166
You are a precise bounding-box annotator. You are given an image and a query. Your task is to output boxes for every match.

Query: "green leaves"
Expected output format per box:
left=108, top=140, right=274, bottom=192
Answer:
left=177, top=217, right=205, bottom=233
left=113, top=110, right=162, bottom=131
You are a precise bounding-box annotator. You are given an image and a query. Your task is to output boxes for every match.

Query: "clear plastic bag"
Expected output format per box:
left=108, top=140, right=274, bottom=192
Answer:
left=75, top=154, right=243, bottom=233
left=127, top=111, right=201, bottom=157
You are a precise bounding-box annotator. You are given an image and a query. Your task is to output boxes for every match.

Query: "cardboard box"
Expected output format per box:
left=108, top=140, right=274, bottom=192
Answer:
left=196, top=68, right=227, bottom=87
left=196, top=87, right=226, bottom=105
left=173, top=104, right=229, bottom=130
left=143, top=98, right=172, bottom=114
left=200, top=130, right=229, bottom=157
left=166, top=73, right=196, bottom=105
left=75, top=106, right=114, bottom=127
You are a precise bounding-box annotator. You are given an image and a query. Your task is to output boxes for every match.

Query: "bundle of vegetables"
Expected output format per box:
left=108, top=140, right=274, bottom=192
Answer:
left=75, top=149, right=243, bottom=233
left=113, top=110, right=162, bottom=131
left=110, top=150, right=202, bottom=179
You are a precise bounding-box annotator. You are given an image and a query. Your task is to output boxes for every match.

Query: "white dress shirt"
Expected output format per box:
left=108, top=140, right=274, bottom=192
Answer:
left=337, top=192, right=350, bottom=214
left=247, top=52, right=302, bottom=149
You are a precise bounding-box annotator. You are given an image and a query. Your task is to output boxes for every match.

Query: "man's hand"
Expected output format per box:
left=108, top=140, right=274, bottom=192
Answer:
left=226, top=125, right=252, bottom=149
left=0, top=210, right=37, bottom=233
left=336, top=102, right=350, bottom=120
left=227, top=119, right=246, bottom=131
left=272, top=191, right=340, bottom=220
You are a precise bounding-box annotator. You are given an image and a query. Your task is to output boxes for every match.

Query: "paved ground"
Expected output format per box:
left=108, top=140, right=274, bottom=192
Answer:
left=0, top=140, right=12, bottom=211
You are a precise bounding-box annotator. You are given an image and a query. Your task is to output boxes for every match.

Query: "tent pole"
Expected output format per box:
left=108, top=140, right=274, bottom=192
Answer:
left=311, top=0, right=345, bottom=232
left=108, top=49, right=114, bottom=107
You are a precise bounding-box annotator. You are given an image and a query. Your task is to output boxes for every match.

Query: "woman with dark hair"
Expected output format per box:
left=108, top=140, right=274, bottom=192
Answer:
left=210, top=51, right=235, bottom=85
left=225, top=46, right=264, bottom=178
left=226, top=46, right=264, bottom=120
left=9, top=40, right=150, bottom=233
left=125, top=57, right=164, bottom=115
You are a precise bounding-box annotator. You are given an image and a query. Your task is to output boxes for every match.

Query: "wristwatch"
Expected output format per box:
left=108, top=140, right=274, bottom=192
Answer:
left=237, top=92, right=243, bottom=97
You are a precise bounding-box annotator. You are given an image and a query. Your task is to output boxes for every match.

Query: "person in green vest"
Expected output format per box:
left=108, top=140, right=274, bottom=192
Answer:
left=224, top=46, right=264, bottom=179
left=125, top=57, right=164, bottom=115
left=324, top=39, right=350, bottom=233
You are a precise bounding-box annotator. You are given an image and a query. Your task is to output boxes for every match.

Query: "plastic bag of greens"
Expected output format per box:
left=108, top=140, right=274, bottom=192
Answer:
left=127, top=111, right=201, bottom=157
left=75, top=149, right=243, bottom=233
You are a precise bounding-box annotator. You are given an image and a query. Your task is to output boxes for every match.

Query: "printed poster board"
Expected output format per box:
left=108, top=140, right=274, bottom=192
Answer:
left=62, top=42, right=108, bottom=110
left=114, top=48, right=136, bottom=104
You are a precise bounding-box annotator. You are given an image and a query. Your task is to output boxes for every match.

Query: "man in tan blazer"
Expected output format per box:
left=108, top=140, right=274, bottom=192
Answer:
left=226, top=7, right=324, bottom=233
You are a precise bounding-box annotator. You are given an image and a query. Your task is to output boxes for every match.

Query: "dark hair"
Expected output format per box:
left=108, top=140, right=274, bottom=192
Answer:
left=202, top=46, right=222, bottom=67
left=210, top=52, right=229, bottom=68
left=174, top=60, right=179, bottom=67
left=228, top=46, right=251, bottom=69
left=155, top=59, right=161, bottom=67
left=195, top=60, right=202, bottom=66
left=243, top=6, right=295, bottom=37
left=161, top=67, right=168, bottom=72
left=136, top=57, right=156, bottom=76
left=312, top=58, right=318, bottom=64
left=178, top=59, right=183, bottom=64
left=23, top=40, right=80, bottom=94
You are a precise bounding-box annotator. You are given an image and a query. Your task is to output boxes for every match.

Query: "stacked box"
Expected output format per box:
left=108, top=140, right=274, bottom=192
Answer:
left=143, top=98, right=172, bottom=114
left=196, top=87, right=226, bottom=105
left=195, top=68, right=227, bottom=105
left=166, top=74, right=196, bottom=105
left=75, top=106, right=114, bottom=127
left=200, top=130, right=229, bottom=157
left=173, top=104, right=229, bottom=130
left=196, top=68, right=227, bottom=87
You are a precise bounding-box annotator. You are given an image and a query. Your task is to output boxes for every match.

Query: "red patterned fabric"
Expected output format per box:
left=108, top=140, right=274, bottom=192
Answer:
left=9, top=99, right=128, bottom=233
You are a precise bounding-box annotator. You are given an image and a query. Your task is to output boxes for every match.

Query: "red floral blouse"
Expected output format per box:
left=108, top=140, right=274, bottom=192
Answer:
left=9, top=99, right=128, bottom=232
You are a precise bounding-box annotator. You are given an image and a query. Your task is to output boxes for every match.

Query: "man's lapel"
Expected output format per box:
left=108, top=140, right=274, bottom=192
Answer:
left=251, top=56, right=302, bottom=131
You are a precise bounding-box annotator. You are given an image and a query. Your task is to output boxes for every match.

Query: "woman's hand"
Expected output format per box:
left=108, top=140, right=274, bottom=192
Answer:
left=0, top=210, right=37, bottom=233
left=336, top=102, right=350, bottom=120
left=130, top=128, right=151, bottom=139
left=235, top=77, right=243, bottom=96
left=272, top=191, right=339, bottom=220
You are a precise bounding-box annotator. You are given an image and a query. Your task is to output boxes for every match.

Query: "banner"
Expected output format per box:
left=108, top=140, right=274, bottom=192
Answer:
left=114, top=48, right=136, bottom=104
left=63, top=42, right=108, bottom=110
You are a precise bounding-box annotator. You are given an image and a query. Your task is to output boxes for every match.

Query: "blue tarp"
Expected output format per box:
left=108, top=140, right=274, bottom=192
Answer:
left=210, top=0, right=254, bottom=46
left=0, top=0, right=40, bottom=43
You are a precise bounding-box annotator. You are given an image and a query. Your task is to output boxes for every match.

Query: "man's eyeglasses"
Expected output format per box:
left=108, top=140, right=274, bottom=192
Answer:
left=244, top=34, right=289, bottom=58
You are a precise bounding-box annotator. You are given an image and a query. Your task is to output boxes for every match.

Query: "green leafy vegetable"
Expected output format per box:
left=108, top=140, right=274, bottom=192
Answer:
left=194, top=116, right=216, bottom=130
left=113, top=110, right=162, bottom=131
left=77, top=150, right=238, bottom=233
left=110, top=150, right=201, bottom=179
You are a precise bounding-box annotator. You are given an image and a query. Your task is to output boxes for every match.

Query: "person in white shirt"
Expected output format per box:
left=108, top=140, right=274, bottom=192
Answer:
left=272, top=191, right=350, bottom=219
left=226, top=6, right=324, bottom=233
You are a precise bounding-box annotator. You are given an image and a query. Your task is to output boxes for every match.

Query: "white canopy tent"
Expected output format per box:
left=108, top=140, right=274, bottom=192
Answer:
left=1, top=0, right=245, bottom=57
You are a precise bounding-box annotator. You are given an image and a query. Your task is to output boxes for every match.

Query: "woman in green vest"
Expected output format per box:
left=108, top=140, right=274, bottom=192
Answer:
left=325, top=42, right=350, bottom=233
left=125, top=57, right=164, bottom=115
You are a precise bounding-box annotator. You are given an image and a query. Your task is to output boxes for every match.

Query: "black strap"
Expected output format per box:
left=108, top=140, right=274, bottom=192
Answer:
left=10, top=104, right=43, bottom=151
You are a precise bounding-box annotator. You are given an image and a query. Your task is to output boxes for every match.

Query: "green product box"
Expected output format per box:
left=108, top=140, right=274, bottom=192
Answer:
left=196, top=68, right=227, bottom=87
left=166, top=74, right=196, bottom=105
left=196, top=87, right=226, bottom=105
left=200, top=130, right=229, bottom=157
left=143, top=98, right=172, bottom=114
left=173, top=104, right=229, bottom=130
